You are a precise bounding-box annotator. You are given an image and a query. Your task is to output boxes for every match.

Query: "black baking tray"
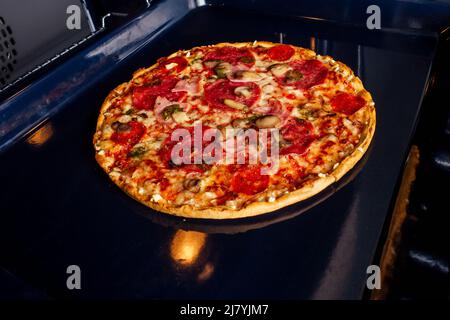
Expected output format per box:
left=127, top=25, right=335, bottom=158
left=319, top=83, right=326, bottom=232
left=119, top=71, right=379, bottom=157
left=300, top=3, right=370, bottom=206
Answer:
left=0, top=1, right=441, bottom=299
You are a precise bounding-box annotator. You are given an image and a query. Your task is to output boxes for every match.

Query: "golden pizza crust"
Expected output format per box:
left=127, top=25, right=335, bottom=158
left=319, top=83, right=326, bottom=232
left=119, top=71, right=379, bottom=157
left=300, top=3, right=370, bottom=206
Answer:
left=93, top=41, right=376, bottom=219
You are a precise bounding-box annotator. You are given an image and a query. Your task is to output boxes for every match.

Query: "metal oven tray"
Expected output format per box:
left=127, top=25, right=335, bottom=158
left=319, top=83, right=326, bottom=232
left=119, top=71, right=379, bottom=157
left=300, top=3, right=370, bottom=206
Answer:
left=0, top=0, right=440, bottom=299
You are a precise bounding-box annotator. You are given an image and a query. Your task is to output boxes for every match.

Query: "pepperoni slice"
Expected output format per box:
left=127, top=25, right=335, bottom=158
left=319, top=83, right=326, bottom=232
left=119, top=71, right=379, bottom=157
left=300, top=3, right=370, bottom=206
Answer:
left=159, top=139, right=206, bottom=172
left=204, top=46, right=255, bottom=66
left=230, top=165, right=269, bottom=195
left=132, top=76, right=183, bottom=110
left=267, top=44, right=295, bottom=61
left=132, top=87, right=157, bottom=110
left=159, top=56, right=188, bottom=73
left=331, top=92, right=366, bottom=115
left=111, top=121, right=146, bottom=146
left=158, top=125, right=215, bottom=171
left=204, top=79, right=260, bottom=110
left=158, top=126, right=196, bottom=166
left=280, top=118, right=316, bottom=155
left=276, top=59, right=328, bottom=90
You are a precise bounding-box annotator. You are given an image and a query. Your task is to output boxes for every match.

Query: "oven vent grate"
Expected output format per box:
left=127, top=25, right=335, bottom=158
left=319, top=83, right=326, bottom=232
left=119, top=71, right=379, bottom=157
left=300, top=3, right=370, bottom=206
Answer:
left=0, top=16, right=17, bottom=88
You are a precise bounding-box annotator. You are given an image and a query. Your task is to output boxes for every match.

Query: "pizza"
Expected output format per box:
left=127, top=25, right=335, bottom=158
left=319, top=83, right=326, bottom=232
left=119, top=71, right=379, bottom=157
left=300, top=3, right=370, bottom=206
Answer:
left=93, top=41, right=376, bottom=219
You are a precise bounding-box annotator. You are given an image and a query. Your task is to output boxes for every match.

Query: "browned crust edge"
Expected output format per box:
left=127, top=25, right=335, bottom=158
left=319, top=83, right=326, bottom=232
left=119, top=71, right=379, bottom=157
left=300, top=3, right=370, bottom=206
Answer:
left=93, top=41, right=376, bottom=219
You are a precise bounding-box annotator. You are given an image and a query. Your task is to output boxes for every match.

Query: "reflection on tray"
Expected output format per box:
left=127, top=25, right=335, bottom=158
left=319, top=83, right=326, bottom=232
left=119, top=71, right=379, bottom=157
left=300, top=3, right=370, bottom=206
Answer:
left=120, top=146, right=372, bottom=234
left=170, top=230, right=207, bottom=266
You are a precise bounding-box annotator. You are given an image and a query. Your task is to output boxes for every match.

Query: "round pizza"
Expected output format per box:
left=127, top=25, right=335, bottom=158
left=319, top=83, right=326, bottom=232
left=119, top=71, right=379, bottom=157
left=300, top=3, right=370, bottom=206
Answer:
left=93, top=41, right=376, bottom=219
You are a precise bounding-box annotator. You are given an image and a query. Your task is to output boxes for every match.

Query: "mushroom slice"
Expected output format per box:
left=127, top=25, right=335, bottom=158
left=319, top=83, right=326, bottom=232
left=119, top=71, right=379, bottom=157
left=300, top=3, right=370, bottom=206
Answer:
left=234, top=86, right=252, bottom=98
left=269, top=63, right=290, bottom=77
left=224, top=99, right=248, bottom=110
left=233, top=71, right=262, bottom=82
left=255, top=115, right=281, bottom=128
left=183, top=178, right=201, bottom=193
left=214, top=62, right=232, bottom=78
